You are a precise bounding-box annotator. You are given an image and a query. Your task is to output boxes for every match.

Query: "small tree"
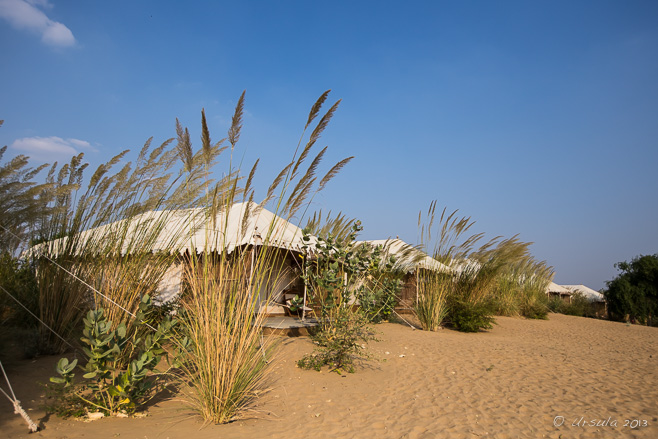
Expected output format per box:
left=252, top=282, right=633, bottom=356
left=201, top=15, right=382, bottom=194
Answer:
left=298, top=222, right=396, bottom=372
left=605, top=254, right=658, bottom=325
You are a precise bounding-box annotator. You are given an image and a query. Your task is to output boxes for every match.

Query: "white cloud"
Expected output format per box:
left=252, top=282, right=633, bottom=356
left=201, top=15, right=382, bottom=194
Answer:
left=11, top=136, right=95, bottom=157
left=0, top=0, right=75, bottom=47
left=67, top=138, right=91, bottom=148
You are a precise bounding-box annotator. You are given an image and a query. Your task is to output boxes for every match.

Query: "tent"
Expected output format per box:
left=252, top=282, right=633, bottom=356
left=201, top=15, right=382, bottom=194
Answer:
left=358, top=238, right=450, bottom=312
left=27, top=202, right=315, bottom=314
left=546, top=282, right=572, bottom=301
left=561, top=284, right=605, bottom=302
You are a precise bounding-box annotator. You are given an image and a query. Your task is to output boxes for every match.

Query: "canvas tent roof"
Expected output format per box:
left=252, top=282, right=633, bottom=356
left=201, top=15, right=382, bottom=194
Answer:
left=562, top=284, right=605, bottom=302
left=359, top=239, right=451, bottom=274
left=547, top=282, right=572, bottom=295
left=28, top=202, right=315, bottom=257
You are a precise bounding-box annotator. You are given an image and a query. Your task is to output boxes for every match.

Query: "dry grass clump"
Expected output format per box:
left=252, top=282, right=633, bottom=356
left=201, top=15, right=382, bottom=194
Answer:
left=177, top=249, right=274, bottom=424
left=413, top=201, right=554, bottom=331
left=173, top=90, right=351, bottom=422
left=414, top=271, right=451, bottom=331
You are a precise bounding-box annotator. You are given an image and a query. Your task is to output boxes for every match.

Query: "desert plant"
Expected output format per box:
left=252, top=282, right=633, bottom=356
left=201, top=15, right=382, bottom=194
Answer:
left=413, top=270, right=451, bottom=331
left=176, top=249, right=274, bottom=424
left=491, top=257, right=552, bottom=319
left=299, top=222, right=391, bottom=372
left=357, top=272, right=401, bottom=324
left=519, top=290, right=549, bottom=319
left=353, top=242, right=402, bottom=323
left=547, top=296, right=566, bottom=313
left=0, top=119, right=61, bottom=254
left=449, top=299, right=496, bottom=332
left=561, top=292, right=591, bottom=317
left=605, top=254, right=658, bottom=324
left=297, top=310, right=375, bottom=373
left=49, top=295, right=181, bottom=416
left=175, top=90, right=353, bottom=423
left=415, top=201, right=553, bottom=330
left=304, top=210, right=357, bottom=245
left=0, top=252, right=39, bottom=328
left=288, top=294, right=304, bottom=313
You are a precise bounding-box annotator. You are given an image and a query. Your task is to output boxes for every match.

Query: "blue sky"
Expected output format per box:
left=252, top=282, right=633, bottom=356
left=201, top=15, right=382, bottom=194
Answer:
left=1, top=0, right=657, bottom=290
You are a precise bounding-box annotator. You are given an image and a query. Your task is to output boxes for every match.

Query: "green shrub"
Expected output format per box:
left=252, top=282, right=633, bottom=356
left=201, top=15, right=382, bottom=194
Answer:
left=562, top=292, right=589, bottom=317
left=49, top=295, right=181, bottom=416
left=547, top=297, right=566, bottom=313
left=520, top=300, right=549, bottom=319
left=357, top=273, right=401, bottom=324
left=0, top=252, right=39, bottom=329
left=299, top=223, right=387, bottom=372
left=297, top=311, right=376, bottom=373
left=519, top=289, right=549, bottom=320
left=449, top=300, right=496, bottom=332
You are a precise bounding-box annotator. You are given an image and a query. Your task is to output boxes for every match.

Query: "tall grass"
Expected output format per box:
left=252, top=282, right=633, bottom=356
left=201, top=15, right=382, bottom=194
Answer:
left=413, top=271, right=451, bottom=331
left=6, top=90, right=351, bottom=421
left=490, top=254, right=553, bottom=319
left=174, top=90, right=352, bottom=422
left=177, top=248, right=273, bottom=423
left=414, top=201, right=553, bottom=330
left=29, top=134, right=207, bottom=353
left=412, top=202, right=486, bottom=330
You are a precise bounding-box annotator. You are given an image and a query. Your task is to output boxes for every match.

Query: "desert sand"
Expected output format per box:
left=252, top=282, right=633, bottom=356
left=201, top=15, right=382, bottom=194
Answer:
left=1, top=313, right=656, bottom=439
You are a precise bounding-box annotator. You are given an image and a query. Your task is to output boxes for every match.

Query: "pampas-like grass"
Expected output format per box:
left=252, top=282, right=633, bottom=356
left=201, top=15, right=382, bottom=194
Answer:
left=4, top=89, right=351, bottom=421
left=413, top=271, right=451, bottom=331
left=176, top=249, right=275, bottom=424
left=172, top=90, right=351, bottom=423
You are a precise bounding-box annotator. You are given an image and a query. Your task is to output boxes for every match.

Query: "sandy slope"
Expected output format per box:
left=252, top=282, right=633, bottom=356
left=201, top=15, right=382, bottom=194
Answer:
left=1, top=313, right=656, bottom=439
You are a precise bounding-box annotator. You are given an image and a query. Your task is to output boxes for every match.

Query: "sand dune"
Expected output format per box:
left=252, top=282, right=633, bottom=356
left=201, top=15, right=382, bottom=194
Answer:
left=1, top=313, right=656, bottom=439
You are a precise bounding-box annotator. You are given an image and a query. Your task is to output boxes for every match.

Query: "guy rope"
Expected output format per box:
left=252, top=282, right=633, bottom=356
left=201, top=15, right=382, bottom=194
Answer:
left=1, top=360, right=39, bottom=433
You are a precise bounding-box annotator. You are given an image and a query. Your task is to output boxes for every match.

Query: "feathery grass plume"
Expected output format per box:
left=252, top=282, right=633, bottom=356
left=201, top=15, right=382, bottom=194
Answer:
left=28, top=124, right=215, bottom=354
left=491, top=256, right=553, bottom=318
left=518, top=260, right=552, bottom=319
left=285, top=146, right=325, bottom=211
left=228, top=91, right=245, bottom=148
left=177, top=90, right=353, bottom=420
left=304, top=210, right=356, bottom=244
left=268, top=91, right=351, bottom=224
left=171, top=94, right=273, bottom=424
left=200, top=108, right=213, bottom=167
left=452, top=235, right=529, bottom=307
left=414, top=201, right=547, bottom=330
left=263, top=162, right=292, bottom=205
left=289, top=90, right=332, bottom=174
left=318, top=156, right=353, bottom=192
left=0, top=145, right=52, bottom=253
left=308, top=100, right=341, bottom=149
left=243, top=159, right=259, bottom=202
left=176, top=119, right=193, bottom=172
left=413, top=203, right=483, bottom=330
left=305, top=90, right=330, bottom=130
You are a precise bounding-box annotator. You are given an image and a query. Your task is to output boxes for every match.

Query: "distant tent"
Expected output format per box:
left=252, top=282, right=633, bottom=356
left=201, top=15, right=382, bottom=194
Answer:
left=359, top=238, right=451, bottom=274
left=358, top=238, right=450, bottom=313
left=546, top=282, right=572, bottom=302
left=561, top=284, right=605, bottom=302
left=562, top=284, right=607, bottom=318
